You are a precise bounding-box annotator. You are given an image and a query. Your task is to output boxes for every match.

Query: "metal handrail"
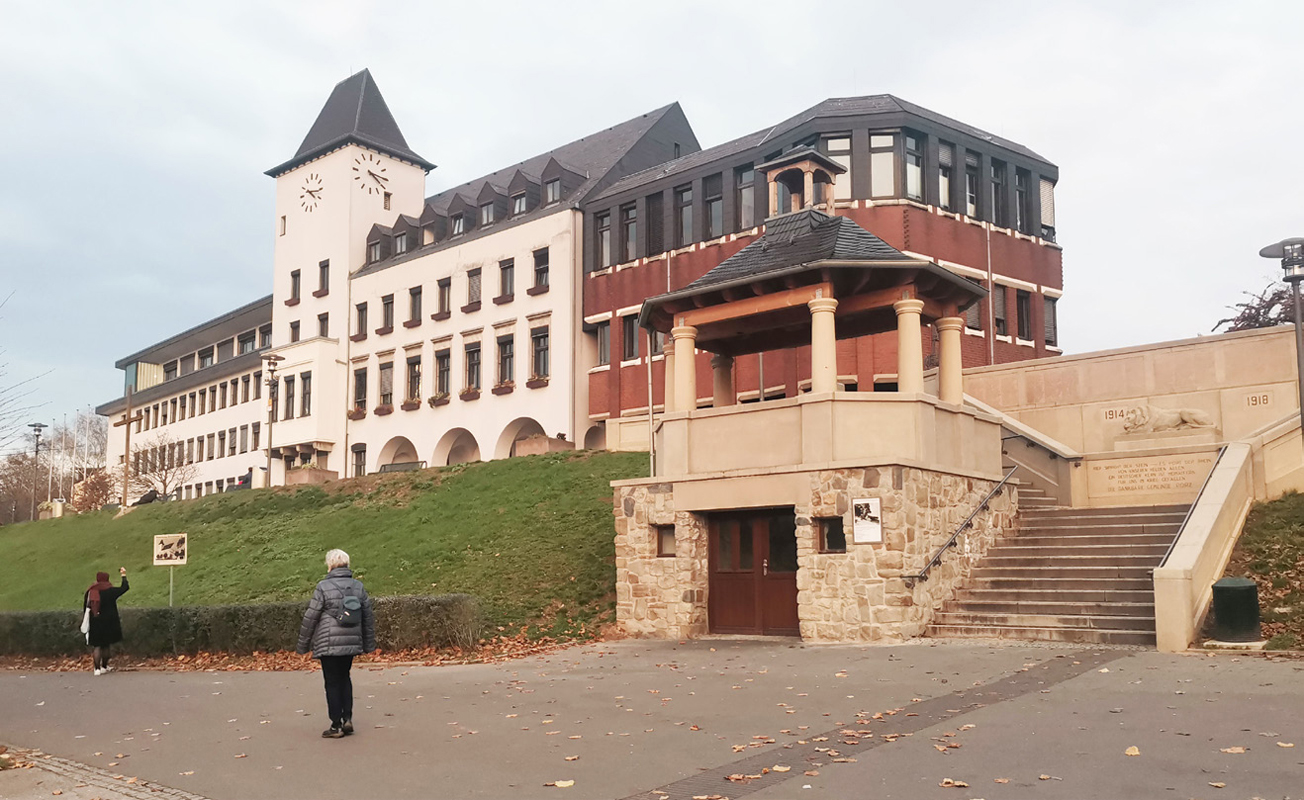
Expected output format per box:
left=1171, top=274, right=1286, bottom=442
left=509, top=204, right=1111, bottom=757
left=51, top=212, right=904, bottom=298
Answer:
left=903, top=465, right=1018, bottom=587
left=1156, top=444, right=1228, bottom=570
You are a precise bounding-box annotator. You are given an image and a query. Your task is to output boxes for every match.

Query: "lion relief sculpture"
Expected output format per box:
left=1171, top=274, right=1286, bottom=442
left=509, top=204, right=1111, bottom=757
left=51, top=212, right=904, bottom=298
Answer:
left=1121, top=405, right=1216, bottom=435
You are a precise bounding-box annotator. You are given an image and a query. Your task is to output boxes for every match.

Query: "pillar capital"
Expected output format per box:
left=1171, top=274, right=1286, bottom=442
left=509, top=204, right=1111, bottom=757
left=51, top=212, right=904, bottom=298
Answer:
left=807, top=297, right=839, bottom=315
left=709, top=354, right=733, bottom=369
left=935, top=316, right=965, bottom=333
left=893, top=298, right=925, bottom=317
left=670, top=324, right=698, bottom=341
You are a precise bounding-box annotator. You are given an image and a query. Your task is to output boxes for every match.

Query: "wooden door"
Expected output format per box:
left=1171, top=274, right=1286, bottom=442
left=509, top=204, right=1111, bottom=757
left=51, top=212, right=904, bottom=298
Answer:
left=708, top=510, right=799, bottom=635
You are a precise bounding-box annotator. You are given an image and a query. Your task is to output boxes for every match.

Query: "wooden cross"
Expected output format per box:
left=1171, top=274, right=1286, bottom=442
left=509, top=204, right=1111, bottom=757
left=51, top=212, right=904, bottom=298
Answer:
left=112, top=386, right=144, bottom=508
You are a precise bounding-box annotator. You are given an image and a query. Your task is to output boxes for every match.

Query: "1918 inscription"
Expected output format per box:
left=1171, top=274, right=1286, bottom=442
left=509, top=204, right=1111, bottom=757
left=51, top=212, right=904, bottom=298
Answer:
left=1088, top=453, right=1216, bottom=496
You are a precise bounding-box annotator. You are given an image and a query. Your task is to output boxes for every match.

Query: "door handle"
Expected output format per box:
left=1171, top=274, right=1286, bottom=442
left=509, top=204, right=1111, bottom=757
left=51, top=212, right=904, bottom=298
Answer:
left=763, top=558, right=768, bottom=577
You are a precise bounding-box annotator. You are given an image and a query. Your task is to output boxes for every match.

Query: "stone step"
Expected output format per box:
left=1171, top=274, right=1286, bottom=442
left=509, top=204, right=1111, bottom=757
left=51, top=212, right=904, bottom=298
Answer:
left=943, top=599, right=1155, bottom=617
left=1001, top=534, right=1174, bottom=549
left=981, top=554, right=1163, bottom=569
left=966, top=577, right=1154, bottom=592
left=927, top=623, right=1156, bottom=646
left=972, top=565, right=1155, bottom=580
left=932, top=611, right=1156, bottom=632
left=989, top=543, right=1170, bottom=558
left=1015, top=522, right=1184, bottom=536
left=1018, top=506, right=1189, bottom=520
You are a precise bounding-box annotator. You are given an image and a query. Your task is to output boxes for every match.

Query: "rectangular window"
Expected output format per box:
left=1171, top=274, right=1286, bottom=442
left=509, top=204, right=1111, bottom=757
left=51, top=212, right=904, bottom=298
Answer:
left=217, top=431, right=225, bottom=459
left=253, top=372, right=261, bottom=400
left=595, top=211, right=611, bottom=267
left=533, top=248, right=549, bottom=287
left=531, top=327, right=550, bottom=379
left=241, top=375, right=250, bottom=403
left=620, top=203, right=637, bottom=262
left=451, top=213, right=464, bottom=236
left=904, top=133, right=924, bottom=201
left=674, top=185, right=693, bottom=246
left=409, top=286, right=422, bottom=321
left=186, top=438, right=195, bottom=464
left=290, top=270, right=301, bottom=300
left=467, top=268, right=481, bottom=304
left=823, top=136, right=852, bottom=200
left=1045, top=297, right=1059, bottom=347
left=499, top=259, right=514, bottom=297
left=318, top=312, right=329, bottom=338
left=655, top=524, right=676, bottom=557
left=393, top=232, right=408, bottom=255
left=596, top=321, right=610, bottom=366
left=512, top=193, right=526, bottom=215
left=1016, top=290, right=1032, bottom=341
left=965, top=153, right=980, bottom=217
left=228, top=431, right=237, bottom=458
left=379, top=362, right=393, bottom=405
left=289, top=320, right=300, bottom=343
left=356, top=302, right=368, bottom=336
left=497, top=335, right=514, bottom=385
left=1015, top=169, right=1031, bottom=234
left=650, top=330, right=665, bottom=355
left=869, top=133, right=895, bottom=198
left=198, top=389, right=206, bottom=415
left=283, top=375, right=295, bottom=420
left=300, top=371, right=312, bottom=417
left=259, top=327, right=271, bottom=348
left=938, top=141, right=954, bottom=210
left=1040, top=177, right=1057, bottom=240
left=436, top=349, right=451, bottom=394
left=368, top=241, right=382, bottom=262
left=544, top=178, right=561, bottom=204
left=200, top=435, right=208, bottom=461
left=735, top=165, right=756, bottom=229
left=189, top=391, right=197, bottom=416
left=991, top=160, right=1007, bottom=227
left=646, top=192, right=664, bottom=255
left=353, top=368, right=367, bottom=410
left=703, top=174, right=723, bottom=239
left=353, top=447, right=366, bottom=478
left=993, top=285, right=1008, bottom=336
left=239, top=425, right=248, bottom=454
left=465, top=343, right=481, bottom=390
left=319, top=260, right=329, bottom=292
left=383, top=192, right=392, bottom=211
left=381, top=294, right=394, bottom=329
left=438, top=278, right=452, bottom=314
left=237, top=333, right=255, bottom=355
left=819, top=517, right=847, bottom=553
left=965, top=300, right=982, bottom=330
left=198, top=348, right=214, bottom=369
left=252, top=422, right=260, bottom=450
left=480, top=202, right=494, bottom=226
left=406, top=356, right=422, bottom=401
left=280, top=215, right=286, bottom=236
left=622, top=315, right=639, bottom=361
left=219, top=383, right=227, bottom=409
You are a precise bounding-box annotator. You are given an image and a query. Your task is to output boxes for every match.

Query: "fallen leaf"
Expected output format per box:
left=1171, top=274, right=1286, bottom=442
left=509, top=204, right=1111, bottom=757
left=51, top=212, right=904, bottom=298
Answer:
left=179, top=771, right=194, bottom=776
left=546, top=779, right=574, bottom=788
left=1209, top=782, right=1226, bottom=788
left=233, top=754, right=247, bottom=759
left=564, top=756, right=579, bottom=761
left=1124, top=746, right=1141, bottom=756
left=994, top=778, right=1010, bottom=783
left=1221, top=746, right=1246, bottom=754
left=804, top=770, right=819, bottom=776
left=52, top=791, right=62, bottom=796
left=773, top=765, right=791, bottom=772
left=1278, top=742, right=1295, bottom=748
left=938, top=778, right=969, bottom=787
left=1039, top=775, right=1052, bottom=780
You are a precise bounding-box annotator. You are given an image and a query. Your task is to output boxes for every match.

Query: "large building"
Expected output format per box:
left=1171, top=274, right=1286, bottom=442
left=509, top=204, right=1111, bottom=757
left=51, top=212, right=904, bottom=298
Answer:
left=98, top=72, right=1060, bottom=495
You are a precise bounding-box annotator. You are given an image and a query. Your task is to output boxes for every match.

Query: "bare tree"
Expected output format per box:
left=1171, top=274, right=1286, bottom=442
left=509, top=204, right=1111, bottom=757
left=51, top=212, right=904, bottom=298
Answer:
left=0, top=293, right=48, bottom=455
left=0, top=451, right=39, bottom=523
left=1214, top=281, right=1294, bottom=332
left=128, top=431, right=198, bottom=502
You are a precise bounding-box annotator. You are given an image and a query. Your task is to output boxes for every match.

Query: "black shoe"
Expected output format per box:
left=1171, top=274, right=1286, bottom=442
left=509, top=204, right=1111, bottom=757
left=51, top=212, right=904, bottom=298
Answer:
left=322, top=725, right=344, bottom=739
left=341, top=719, right=354, bottom=735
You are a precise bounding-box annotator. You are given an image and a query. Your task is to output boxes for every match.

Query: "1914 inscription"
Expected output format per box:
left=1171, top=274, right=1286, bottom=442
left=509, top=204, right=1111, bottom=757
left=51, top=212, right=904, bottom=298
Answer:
left=1088, top=452, right=1216, bottom=496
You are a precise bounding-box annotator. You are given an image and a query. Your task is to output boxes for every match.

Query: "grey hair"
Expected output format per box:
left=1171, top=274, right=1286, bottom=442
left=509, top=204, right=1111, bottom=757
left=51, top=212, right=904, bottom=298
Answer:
left=325, top=549, right=350, bottom=570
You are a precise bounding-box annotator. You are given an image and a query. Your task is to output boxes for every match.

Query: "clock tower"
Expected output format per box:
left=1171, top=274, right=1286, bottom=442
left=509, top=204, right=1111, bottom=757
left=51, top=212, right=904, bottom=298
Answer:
left=261, top=70, right=433, bottom=480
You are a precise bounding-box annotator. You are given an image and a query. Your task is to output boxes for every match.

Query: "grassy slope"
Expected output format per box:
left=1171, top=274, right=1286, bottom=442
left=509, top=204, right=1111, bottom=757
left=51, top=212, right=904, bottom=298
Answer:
left=0, top=451, right=646, bottom=636
left=1224, top=490, right=1304, bottom=649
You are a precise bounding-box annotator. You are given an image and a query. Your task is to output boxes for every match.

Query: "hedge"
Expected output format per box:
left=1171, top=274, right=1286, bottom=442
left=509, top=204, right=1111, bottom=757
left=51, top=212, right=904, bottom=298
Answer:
left=0, top=594, right=484, bottom=657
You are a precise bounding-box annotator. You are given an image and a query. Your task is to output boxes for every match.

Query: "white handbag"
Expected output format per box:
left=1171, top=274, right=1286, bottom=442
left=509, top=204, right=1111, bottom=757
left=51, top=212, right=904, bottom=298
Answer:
left=80, top=608, right=91, bottom=642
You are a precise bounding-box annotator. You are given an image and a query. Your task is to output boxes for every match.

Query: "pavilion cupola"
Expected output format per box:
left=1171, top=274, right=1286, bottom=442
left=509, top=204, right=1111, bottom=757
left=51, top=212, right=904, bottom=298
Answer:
left=755, top=147, right=847, bottom=219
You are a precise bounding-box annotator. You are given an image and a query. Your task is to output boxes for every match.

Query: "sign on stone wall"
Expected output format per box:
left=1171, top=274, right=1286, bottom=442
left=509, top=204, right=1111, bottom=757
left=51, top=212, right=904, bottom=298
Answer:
left=852, top=498, right=882, bottom=543
left=1087, top=452, right=1216, bottom=498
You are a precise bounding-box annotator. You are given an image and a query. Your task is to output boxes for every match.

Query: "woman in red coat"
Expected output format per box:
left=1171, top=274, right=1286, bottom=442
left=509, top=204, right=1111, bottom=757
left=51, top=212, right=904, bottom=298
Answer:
left=84, top=567, right=129, bottom=675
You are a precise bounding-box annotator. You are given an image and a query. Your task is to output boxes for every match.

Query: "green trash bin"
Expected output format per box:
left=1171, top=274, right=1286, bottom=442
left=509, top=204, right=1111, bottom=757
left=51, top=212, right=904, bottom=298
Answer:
left=1211, top=577, right=1261, bottom=642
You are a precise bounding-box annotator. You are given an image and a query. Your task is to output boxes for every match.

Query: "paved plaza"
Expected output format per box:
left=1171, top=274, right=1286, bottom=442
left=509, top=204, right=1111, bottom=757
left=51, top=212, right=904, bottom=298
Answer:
left=2, top=639, right=1301, bottom=799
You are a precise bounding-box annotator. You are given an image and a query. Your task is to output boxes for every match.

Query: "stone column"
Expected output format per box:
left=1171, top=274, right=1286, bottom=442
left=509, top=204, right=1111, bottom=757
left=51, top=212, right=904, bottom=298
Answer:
left=769, top=178, right=779, bottom=218
left=671, top=325, right=698, bottom=413
left=893, top=298, right=925, bottom=394
left=808, top=297, right=839, bottom=393
left=711, top=354, right=735, bottom=407
left=663, top=337, right=677, bottom=413
left=803, top=168, right=815, bottom=209
left=936, top=316, right=964, bottom=404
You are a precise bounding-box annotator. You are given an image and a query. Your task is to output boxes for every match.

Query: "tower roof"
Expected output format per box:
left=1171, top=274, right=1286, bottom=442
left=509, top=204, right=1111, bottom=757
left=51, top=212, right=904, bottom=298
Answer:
left=265, top=69, right=434, bottom=177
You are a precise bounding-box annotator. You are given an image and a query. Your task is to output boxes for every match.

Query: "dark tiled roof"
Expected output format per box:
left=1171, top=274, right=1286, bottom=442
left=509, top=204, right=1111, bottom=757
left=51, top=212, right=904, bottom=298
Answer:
left=266, top=69, right=433, bottom=176
left=593, top=94, right=1050, bottom=203
left=683, top=209, right=914, bottom=292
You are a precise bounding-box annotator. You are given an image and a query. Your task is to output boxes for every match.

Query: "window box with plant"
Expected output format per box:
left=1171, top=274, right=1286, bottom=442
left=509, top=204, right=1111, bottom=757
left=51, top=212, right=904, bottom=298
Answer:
left=492, top=380, right=515, bottom=396
left=374, top=403, right=394, bottom=416
left=428, top=392, right=450, bottom=408
left=431, top=310, right=452, bottom=322
left=346, top=407, right=367, bottom=421
left=526, top=375, right=549, bottom=389
left=400, top=398, right=422, bottom=411
left=459, top=388, right=480, bottom=401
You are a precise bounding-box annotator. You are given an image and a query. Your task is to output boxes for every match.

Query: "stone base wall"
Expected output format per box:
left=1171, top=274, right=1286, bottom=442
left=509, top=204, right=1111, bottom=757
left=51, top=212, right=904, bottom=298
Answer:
left=614, top=466, right=1018, bottom=643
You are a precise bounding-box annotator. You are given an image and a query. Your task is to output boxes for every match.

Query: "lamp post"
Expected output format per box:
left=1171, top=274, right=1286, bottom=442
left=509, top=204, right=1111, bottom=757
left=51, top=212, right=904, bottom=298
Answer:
left=27, top=422, right=46, bottom=521
left=263, top=353, right=284, bottom=488
left=1259, top=237, right=1304, bottom=446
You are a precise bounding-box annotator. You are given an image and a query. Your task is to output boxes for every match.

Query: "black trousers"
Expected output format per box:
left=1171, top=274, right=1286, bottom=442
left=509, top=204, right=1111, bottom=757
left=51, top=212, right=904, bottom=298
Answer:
left=319, top=655, right=354, bottom=726
left=92, top=645, right=112, bottom=669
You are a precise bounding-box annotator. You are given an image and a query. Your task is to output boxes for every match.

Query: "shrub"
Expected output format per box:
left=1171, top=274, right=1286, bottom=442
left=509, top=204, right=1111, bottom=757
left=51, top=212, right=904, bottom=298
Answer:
left=0, top=593, right=484, bottom=657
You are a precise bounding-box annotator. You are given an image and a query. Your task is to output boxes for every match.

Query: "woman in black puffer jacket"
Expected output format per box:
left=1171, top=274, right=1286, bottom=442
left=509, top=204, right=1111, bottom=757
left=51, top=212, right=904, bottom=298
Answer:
left=296, top=549, right=376, bottom=739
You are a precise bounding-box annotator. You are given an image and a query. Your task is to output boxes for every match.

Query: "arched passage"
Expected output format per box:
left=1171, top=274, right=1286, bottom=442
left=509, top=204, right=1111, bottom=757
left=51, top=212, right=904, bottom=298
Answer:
left=377, top=435, right=419, bottom=467
left=583, top=424, right=606, bottom=451
left=433, top=428, right=481, bottom=466
left=494, top=417, right=548, bottom=459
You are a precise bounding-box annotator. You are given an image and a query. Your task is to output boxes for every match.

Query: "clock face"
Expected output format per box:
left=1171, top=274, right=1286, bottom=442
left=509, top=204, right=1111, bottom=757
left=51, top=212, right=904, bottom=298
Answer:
left=353, top=152, right=390, bottom=195
left=300, top=173, right=323, bottom=212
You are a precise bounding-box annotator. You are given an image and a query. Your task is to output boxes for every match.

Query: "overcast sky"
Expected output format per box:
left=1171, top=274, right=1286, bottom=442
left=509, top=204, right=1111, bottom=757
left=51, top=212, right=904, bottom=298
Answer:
left=2, top=0, right=1302, bottom=452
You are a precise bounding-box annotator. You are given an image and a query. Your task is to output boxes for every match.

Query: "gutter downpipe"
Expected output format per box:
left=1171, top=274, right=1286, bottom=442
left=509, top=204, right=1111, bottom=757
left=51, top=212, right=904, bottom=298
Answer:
left=985, top=224, right=995, bottom=365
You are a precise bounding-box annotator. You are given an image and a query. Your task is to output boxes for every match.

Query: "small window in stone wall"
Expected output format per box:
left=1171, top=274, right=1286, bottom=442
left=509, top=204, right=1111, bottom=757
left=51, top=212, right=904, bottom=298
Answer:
left=655, top=524, right=676, bottom=557
left=819, top=517, right=847, bottom=553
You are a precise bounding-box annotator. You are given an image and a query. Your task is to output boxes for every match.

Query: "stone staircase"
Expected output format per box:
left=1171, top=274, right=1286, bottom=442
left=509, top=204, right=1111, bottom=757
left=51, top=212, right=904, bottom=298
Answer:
left=927, top=487, right=1189, bottom=645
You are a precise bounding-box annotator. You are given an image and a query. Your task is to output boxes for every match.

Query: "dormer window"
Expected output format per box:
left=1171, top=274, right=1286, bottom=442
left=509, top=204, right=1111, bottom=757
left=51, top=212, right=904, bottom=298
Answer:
left=451, top=213, right=465, bottom=236
left=394, top=234, right=408, bottom=255
left=512, top=193, right=527, bottom=216
left=480, top=202, right=495, bottom=226
left=368, top=241, right=382, bottom=262
left=544, top=179, right=561, bottom=205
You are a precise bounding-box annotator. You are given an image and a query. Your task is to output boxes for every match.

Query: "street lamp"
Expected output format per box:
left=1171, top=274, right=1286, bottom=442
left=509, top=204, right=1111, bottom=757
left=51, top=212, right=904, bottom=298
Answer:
left=263, top=353, right=285, bottom=488
left=1258, top=237, right=1304, bottom=445
left=27, top=422, right=46, bottom=521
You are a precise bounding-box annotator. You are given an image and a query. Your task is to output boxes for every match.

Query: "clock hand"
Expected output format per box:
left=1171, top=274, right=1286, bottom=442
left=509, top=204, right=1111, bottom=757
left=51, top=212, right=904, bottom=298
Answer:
left=368, top=171, right=389, bottom=184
